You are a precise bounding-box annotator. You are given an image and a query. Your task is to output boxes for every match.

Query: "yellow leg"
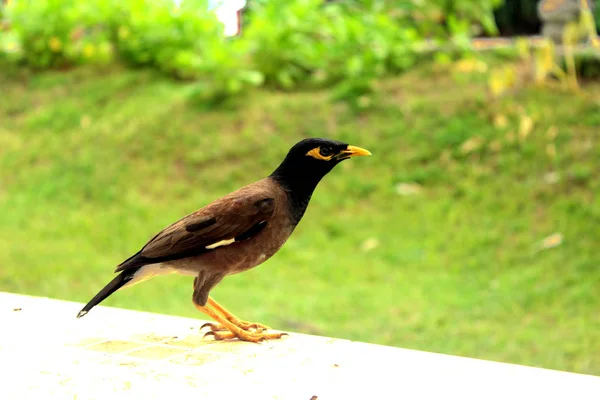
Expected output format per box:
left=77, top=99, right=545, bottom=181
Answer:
left=194, top=300, right=286, bottom=343
left=201, top=297, right=271, bottom=332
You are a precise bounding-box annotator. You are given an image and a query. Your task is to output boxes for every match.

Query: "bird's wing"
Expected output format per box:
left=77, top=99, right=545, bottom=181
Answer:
left=115, top=186, right=276, bottom=271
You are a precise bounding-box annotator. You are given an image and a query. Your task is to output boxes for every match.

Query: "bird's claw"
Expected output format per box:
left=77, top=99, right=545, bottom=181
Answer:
left=200, top=322, right=222, bottom=331
left=202, top=330, right=215, bottom=339
left=200, top=320, right=270, bottom=333
left=203, top=329, right=289, bottom=343
left=203, top=330, right=236, bottom=341
left=240, top=322, right=271, bottom=332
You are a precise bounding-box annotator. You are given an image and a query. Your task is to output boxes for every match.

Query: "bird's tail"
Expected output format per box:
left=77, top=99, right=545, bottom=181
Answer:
left=76, top=268, right=139, bottom=318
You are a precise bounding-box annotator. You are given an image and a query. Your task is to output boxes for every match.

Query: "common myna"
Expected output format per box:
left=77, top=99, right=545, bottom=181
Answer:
left=77, top=138, right=371, bottom=342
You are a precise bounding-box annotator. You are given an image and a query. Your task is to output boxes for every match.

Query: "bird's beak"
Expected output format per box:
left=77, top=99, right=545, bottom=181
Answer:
left=341, top=145, right=372, bottom=158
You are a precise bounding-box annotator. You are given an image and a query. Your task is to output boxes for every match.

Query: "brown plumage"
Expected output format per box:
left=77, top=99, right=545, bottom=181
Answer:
left=77, top=138, right=371, bottom=342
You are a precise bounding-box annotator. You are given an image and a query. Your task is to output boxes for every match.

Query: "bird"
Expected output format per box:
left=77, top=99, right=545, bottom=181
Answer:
left=77, top=138, right=371, bottom=342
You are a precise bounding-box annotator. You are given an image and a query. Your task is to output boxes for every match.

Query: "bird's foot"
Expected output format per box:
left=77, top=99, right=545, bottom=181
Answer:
left=201, top=320, right=271, bottom=333
left=203, top=329, right=288, bottom=343
left=195, top=298, right=282, bottom=342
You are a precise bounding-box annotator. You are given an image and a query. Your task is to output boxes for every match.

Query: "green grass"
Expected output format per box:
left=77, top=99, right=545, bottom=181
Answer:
left=1, top=62, right=599, bottom=375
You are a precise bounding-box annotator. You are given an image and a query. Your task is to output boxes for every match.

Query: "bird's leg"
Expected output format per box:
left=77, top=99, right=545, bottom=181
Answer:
left=194, top=301, right=286, bottom=343
left=192, top=274, right=285, bottom=342
left=200, top=297, right=271, bottom=333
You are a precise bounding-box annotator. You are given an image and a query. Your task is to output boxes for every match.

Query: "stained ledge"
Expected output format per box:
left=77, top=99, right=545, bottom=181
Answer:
left=0, top=291, right=598, bottom=400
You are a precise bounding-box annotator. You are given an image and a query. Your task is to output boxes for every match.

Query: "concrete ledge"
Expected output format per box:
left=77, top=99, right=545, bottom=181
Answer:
left=1, top=291, right=598, bottom=399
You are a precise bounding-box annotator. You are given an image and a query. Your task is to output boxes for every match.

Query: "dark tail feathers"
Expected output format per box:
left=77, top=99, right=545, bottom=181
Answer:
left=76, top=268, right=139, bottom=318
left=114, top=251, right=147, bottom=273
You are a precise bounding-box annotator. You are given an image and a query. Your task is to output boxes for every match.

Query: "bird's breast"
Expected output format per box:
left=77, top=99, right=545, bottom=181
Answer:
left=225, top=218, right=293, bottom=275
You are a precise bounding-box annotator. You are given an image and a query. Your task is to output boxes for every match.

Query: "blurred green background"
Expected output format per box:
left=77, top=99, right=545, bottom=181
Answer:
left=1, top=0, right=599, bottom=375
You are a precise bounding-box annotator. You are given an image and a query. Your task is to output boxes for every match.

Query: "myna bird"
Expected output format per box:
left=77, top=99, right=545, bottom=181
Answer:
left=77, top=138, right=371, bottom=342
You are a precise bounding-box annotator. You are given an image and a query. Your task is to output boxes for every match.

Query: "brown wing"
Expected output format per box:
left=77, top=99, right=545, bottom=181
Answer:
left=115, top=185, right=276, bottom=272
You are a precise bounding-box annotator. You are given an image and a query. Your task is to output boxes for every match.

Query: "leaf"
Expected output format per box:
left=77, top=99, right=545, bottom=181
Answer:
left=395, top=182, right=423, bottom=196
left=543, top=172, right=560, bottom=185
left=488, top=69, right=505, bottom=97
left=562, top=21, right=581, bottom=46
left=516, top=37, right=530, bottom=61
left=360, top=238, right=379, bottom=252
left=518, top=115, right=534, bottom=141
left=238, top=70, right=265, bottom=86
left=460, top=136, right=483, bottom=155
left=534, top=41, right=555, bottom=84
left=453, top=58, right=487, bottom=73
left=546, top=143, right=557, bottom=159
left=49, top=37, right=62, bottom=52
left=534, top=233, right=563, bottom=253
left=488, top=66, right=516, bottom=97
left=493, top=114, right=508, bottom=129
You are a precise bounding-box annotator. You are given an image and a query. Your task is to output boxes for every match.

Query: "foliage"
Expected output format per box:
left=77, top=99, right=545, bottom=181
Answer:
left=4, top=0, right=113, bottom=68
left=186, top=38, right=264, bottom=108
left=382, top=0, right=503, bottom=40
left=0, top=0, right=507, bottom=107
left=439, top=0, right=505, bottom=37
left=110, top=0, right=223, bottom=78
left=239, top=0, right=422, bottom=109
left=241, top=0, right=325, bottom=89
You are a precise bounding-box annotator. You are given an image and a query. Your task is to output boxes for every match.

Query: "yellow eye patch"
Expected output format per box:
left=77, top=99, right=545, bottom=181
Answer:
left=306, top=147, right=335, bottom=161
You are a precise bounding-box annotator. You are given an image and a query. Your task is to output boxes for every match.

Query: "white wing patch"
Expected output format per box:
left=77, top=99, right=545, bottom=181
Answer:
left=124, top=263, right=181, bottom=288
left=205, top=238, right=236, bottom=250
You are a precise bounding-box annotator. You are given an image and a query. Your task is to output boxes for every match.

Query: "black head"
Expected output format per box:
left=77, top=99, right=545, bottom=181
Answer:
left=270, top=138, right=371, bottom=223
left=270, top=138, right=371, bottom=186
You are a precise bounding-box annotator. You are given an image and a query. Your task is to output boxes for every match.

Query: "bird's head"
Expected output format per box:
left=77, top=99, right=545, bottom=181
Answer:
left=270, top=138, right=371, bottom=190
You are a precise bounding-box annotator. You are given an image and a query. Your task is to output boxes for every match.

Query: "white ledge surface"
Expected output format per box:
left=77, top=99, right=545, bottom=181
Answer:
left=1, top=291, right=598, bottom=399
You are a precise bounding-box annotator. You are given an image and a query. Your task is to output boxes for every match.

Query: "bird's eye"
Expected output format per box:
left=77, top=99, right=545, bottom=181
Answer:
left=319, top=146, right=333, bottom=157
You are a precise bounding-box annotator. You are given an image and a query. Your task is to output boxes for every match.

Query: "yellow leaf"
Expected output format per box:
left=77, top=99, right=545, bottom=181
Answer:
left=360, top=238, right=379, bottom=252
left=562, top=22, right=580, bottom=46
left=536, top=233, right=563, bottom=251
left=516, top=37, right=530, bottom=60
left=118, top=26, right=130, bottom=40
left=503, top=67, right=517, bottom=87
left=454, top=58, right=488, bottom=73
left=488, top=69, right=506, bottom=97
left=493, top=114, right=508, bottom=129
left=534, top=41, right=555, bottom=84
left=460, top=136, right=483, bottom=155
left=5, top=41, right=17, bottom=52
left=395, top=182, right=423, bottom=196
left=83, top=44, right=95, bottom=59
left=546, top=143, right=557, bottom=159
left=49, top=37, right=62, bottom=52
left=80, top=115, right=91, bottom=129
left=580, top=9, right=597, bottom=40
left=519, top=115, right=534, bottom=140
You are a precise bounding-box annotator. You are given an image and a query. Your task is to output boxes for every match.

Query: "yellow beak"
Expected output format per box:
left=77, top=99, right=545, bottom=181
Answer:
left=342, top=145, right=372, bottom=158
